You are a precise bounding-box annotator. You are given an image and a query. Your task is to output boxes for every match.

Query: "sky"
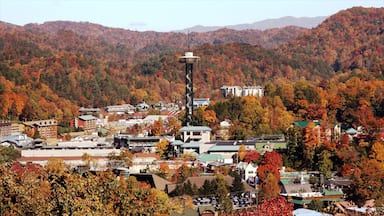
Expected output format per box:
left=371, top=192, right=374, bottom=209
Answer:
left=0, top=0, right=383, bottom=32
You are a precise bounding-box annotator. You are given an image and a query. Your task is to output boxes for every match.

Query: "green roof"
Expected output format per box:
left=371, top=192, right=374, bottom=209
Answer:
left=198, top=153, right=224, bottom=163
left=289, top=199, right=312, bottom=205
left=171, top=140, right=184, bottom=146
left=322, top=189, right=343, bottom=196
left=254, top=142, right=287, bottom=150
left=280, top=179, right=291, bottom=185
left=208, top=145, right=240, bottom=152
left=181, top=141, right=202, bottom=148
left=294, top=120, right=321, bottom=128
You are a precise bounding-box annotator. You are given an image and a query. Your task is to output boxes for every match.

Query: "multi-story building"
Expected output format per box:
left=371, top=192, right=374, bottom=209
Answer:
left=220, top=85, right=264, bottom=98
left=0, top=121, right=12, bottom=139
left=24, top=119, right=58, bottom=139
left=105, top=104, right=135, bottom=115
left=72, top=115, right=98, bottom=132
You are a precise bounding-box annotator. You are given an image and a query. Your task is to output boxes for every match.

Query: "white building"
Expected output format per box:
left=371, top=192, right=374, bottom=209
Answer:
left=179, top=126, right=211, bottom=143
left=220, top=85, right=264, bottom=98
left=18, top=147, right=119, bottom=170
left=105, top=104, right=135, bottom=115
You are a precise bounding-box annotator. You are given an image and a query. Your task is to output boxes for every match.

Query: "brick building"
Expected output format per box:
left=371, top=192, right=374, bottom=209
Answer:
left=0, top=121, right=12, bottom=139
left=24, top=119, right=58, bottom=139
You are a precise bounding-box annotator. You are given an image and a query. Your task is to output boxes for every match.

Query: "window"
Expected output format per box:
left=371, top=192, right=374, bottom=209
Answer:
left=193, top=131, right=201, bottom=136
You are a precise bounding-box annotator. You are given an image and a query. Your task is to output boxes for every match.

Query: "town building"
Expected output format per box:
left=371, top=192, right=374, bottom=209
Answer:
left=179, top=126, right=212, bottom=143
left=113, top=133, right=172, bottom=153
left=78, top=107, right=101, bottom=116
left=18, top=146, right=117, bottom=170
left=105, top=104, right=135, bottom=115
left=24, top=119, right=58, bottom=139
left=143, top=115, right=169, bottom=125
left=193, top=98, right=211, bottom=108
left=72, top=115, right=98, bottom=132
left=0, top=121, right=12, bottom=139
left=220, top=85, right=264, bottom=98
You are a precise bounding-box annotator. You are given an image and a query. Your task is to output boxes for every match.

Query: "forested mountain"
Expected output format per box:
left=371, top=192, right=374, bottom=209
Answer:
left=0, top=7, right=383, bottom=125
left=279, top=7, right=384, bottom=76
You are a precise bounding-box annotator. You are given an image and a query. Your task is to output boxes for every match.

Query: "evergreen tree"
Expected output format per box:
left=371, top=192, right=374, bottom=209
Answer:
left=216, top=174, right=233, bottom=213
left=230, top=171, right=244, bottom=193
left=285, top=125, right=305, bottom=169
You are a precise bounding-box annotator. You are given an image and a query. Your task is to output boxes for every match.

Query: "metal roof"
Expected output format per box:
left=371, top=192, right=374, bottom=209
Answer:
left=179, top=126, right=212, bottom=132
left=198, top=153, right=223, bottom=163
left=181, top=141, right=202, bottom=148
left=78, top=115, right=97, bottom=121
left=208, top=145, right=240, bottom=152
left=171, top=140, right=184, bottom=146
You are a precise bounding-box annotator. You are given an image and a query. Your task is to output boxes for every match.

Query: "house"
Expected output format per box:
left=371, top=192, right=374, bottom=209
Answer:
left=72, top=115, right=98, bottom=132
left=244, top=163, right=258, bottom=183
left=24, top=119, right=58, bottom=139
left=193, top=98, right=210, bottom=108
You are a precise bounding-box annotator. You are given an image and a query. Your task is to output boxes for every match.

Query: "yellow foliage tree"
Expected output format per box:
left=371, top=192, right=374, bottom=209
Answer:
left=370, top=141, right=384, bottom=162
left=238, top=144, right=246, bottom=162
left=156, top=139, right=170, bottom=159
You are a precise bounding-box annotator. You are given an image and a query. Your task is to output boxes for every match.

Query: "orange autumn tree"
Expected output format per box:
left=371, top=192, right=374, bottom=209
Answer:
left=151, top=117, right=165, bottom=136
left=257, top=151, right=283, bottom=199
left=257, top=164, right=280, bottom=199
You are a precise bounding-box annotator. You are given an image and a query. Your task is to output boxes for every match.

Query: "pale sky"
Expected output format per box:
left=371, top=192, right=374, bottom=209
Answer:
left=0, top=0, right=383, bottom=32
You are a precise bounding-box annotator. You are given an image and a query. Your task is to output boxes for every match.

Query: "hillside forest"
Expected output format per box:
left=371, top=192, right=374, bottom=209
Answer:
left=0, top=6, right=384, bottom=213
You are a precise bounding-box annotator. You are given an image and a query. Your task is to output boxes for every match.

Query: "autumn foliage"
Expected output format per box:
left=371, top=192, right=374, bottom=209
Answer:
left=0, top=161, right=178, bottom=215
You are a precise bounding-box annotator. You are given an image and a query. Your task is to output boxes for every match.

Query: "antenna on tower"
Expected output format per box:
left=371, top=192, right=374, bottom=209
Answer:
left=187, top=30, right=190, bottom=50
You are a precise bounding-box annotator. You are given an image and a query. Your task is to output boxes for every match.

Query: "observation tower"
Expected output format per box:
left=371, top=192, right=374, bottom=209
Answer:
left=179, top=52, right=200, bottom=126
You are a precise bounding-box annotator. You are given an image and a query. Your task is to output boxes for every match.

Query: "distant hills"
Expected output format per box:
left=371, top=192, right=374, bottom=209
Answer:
left=176, top=16, right=328, bottom=33
left=0, top=7, right=383, bottom=122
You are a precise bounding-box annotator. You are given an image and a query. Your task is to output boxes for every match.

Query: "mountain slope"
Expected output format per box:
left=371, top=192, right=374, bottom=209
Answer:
left=278, top=7, right=384, bottom=76
left=0, top=7, right=383, bottom=123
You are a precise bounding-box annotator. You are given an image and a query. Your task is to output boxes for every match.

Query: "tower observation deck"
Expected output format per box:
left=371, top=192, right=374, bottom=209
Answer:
left=179, top=52, right=200, bottom=126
